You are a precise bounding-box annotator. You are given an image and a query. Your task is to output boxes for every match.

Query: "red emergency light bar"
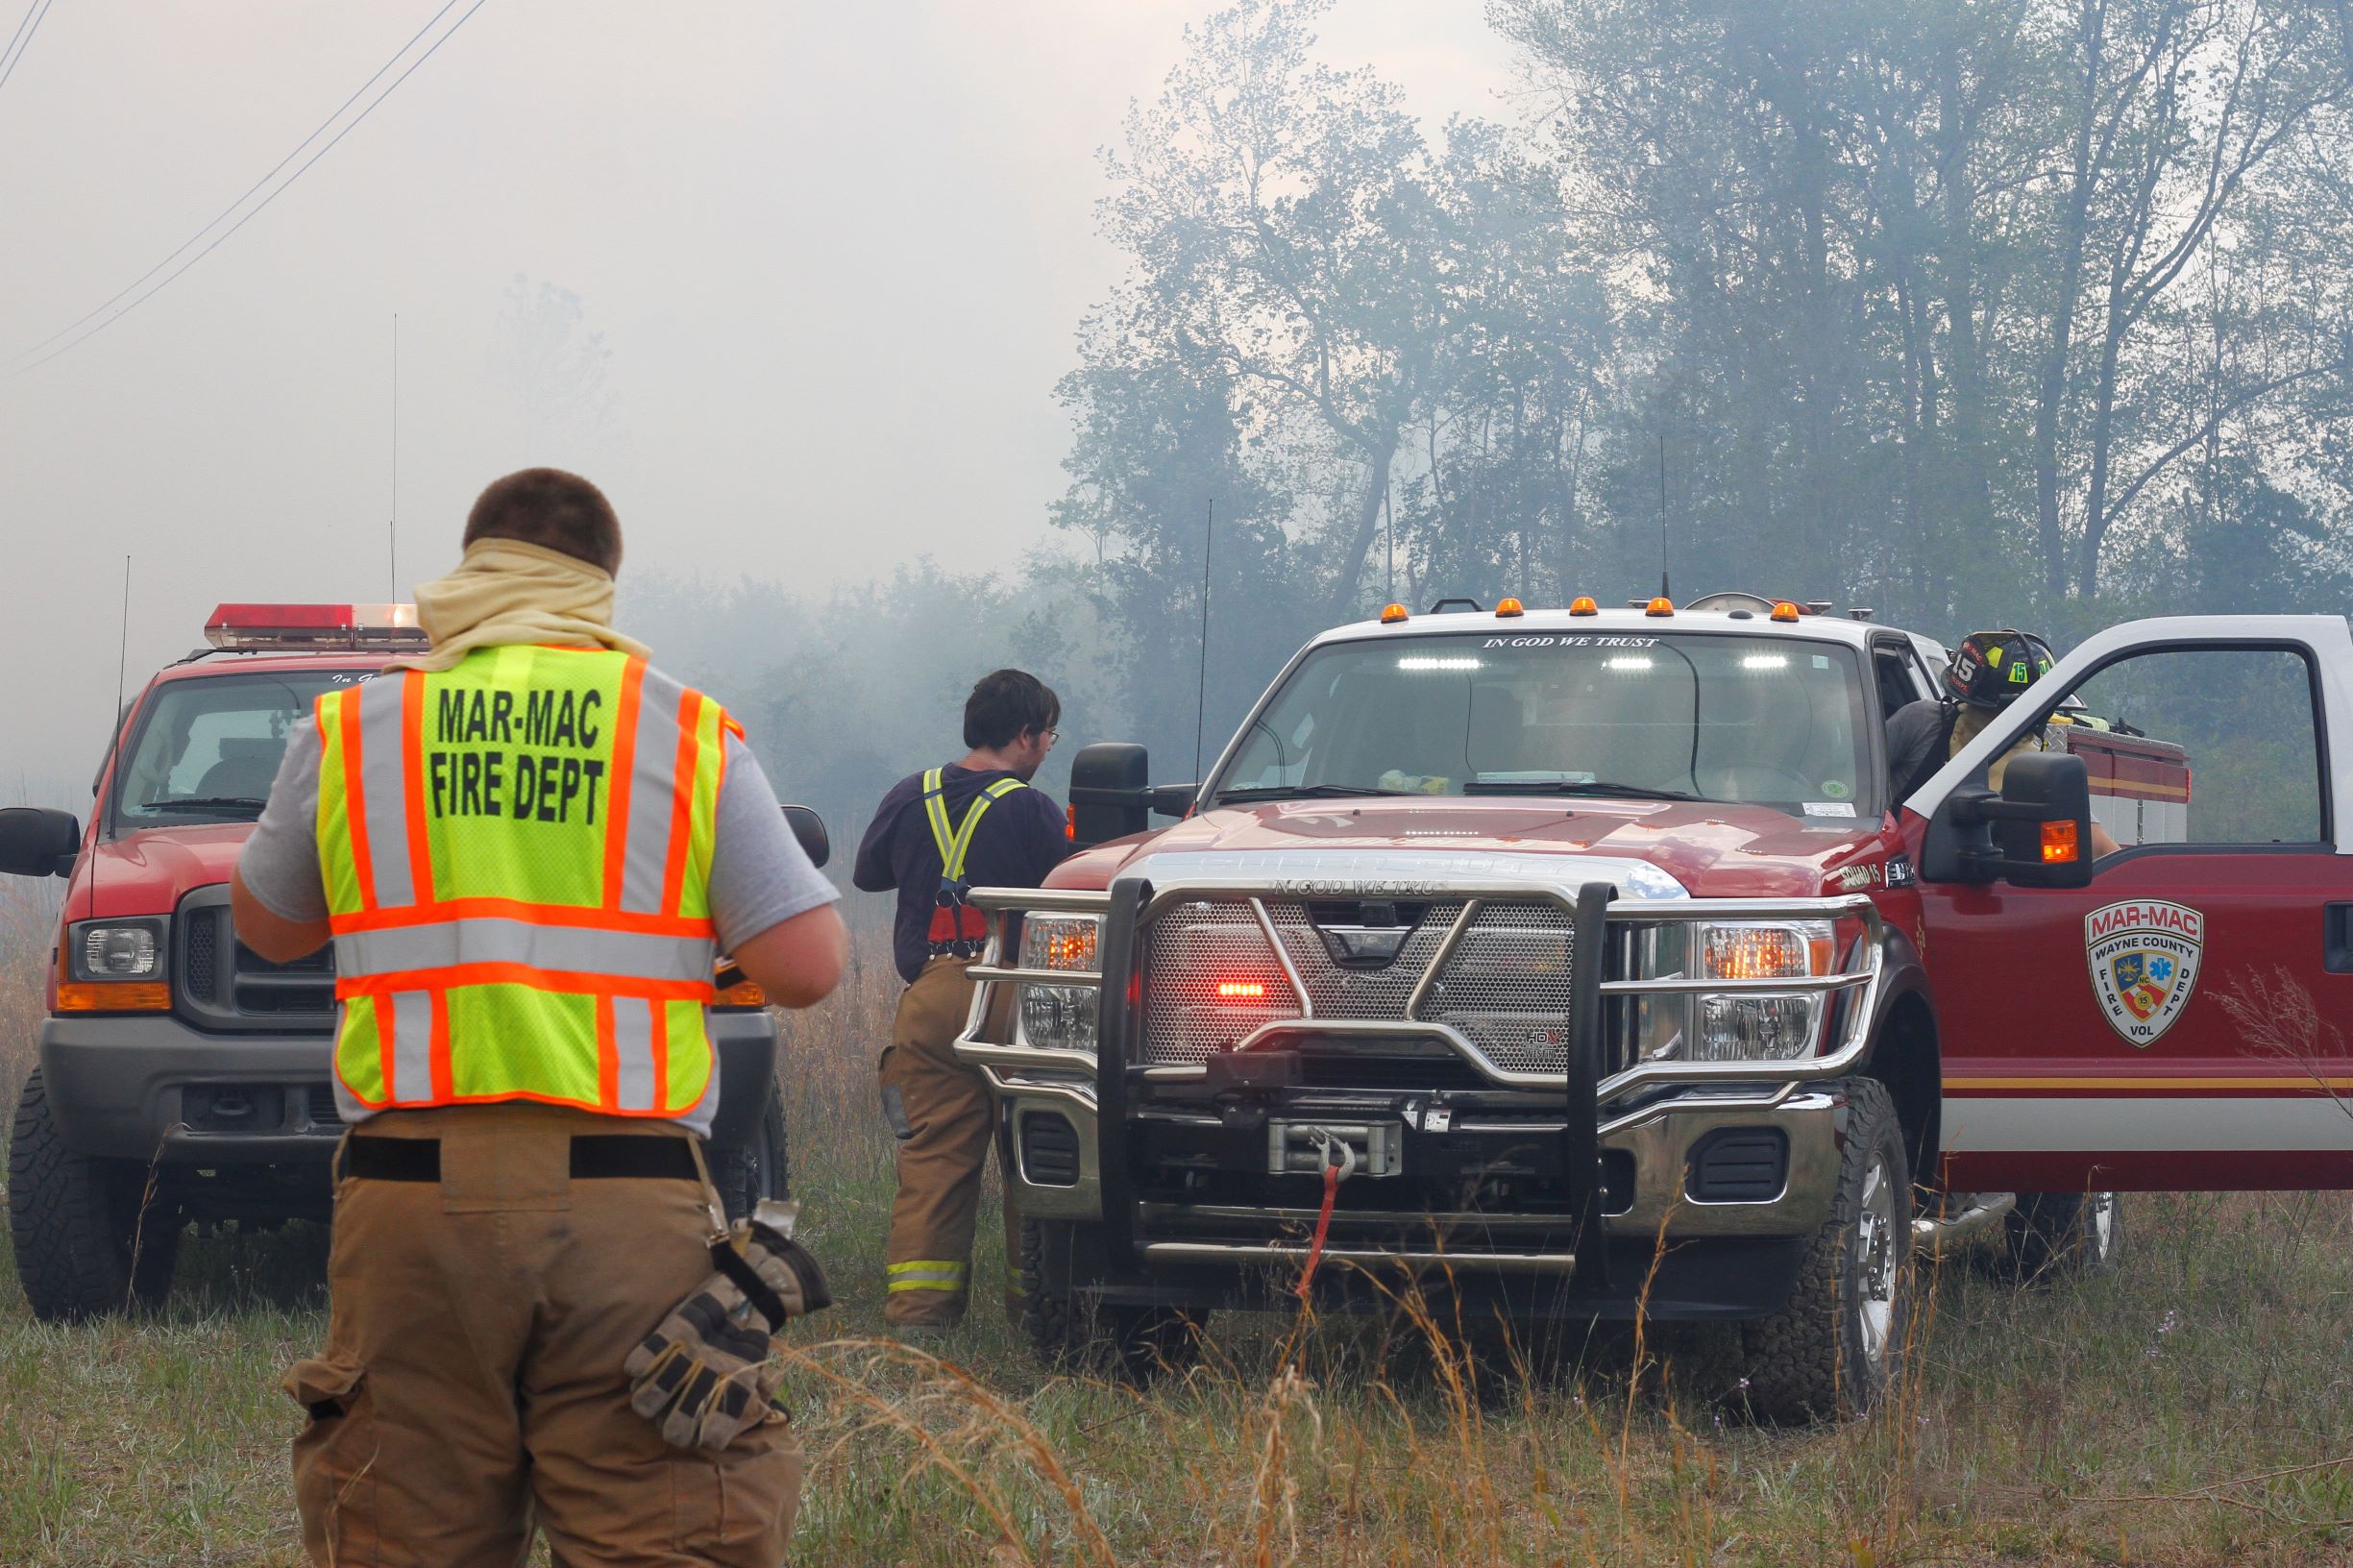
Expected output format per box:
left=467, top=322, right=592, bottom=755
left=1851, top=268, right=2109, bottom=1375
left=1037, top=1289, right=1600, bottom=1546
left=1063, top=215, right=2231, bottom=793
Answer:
left=205, top=603, right=427, bottom=651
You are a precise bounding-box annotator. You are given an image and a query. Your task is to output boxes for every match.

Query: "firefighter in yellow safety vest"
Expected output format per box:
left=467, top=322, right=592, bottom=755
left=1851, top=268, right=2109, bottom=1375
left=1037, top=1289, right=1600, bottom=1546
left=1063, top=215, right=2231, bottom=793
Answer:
left=233, top=468, right=848, bottom=1566
left=853, top=671, right=1070, bottom=1331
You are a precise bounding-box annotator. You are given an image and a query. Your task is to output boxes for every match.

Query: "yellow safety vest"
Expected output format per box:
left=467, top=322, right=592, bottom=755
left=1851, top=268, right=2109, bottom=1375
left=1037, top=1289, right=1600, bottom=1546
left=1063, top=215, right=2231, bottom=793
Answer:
left=922, top=768, right=1024, bottom=948
left=313, top=645, right=734, bottom=1118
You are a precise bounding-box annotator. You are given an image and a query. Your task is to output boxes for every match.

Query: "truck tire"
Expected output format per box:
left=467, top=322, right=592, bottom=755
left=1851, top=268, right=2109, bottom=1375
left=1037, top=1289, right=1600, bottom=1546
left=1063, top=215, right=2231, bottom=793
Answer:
left=1734, top=1077, right=1910, bottom=1423
left=2001, top=1191, right=2121, bottom=1284
left=706, top=1084, right=789, bottom=1223
left=9, top=1069, right=182, bottom=1322
left=1015, top=1214, right=1203, bottom=1383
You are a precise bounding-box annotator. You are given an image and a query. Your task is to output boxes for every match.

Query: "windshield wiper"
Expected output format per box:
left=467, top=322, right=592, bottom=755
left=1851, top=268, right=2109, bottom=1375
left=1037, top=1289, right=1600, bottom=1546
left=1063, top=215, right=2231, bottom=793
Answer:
left=140, top=796, right=268, bottom=816
left=1465, top=779, right=1703, bottom=801
left=1213, top=783, right=1414, bottom=803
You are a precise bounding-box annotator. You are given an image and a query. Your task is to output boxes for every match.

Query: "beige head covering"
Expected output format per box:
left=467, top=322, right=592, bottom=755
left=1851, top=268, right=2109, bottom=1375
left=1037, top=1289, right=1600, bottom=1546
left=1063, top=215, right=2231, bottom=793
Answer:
left=389, top=537, right=650, bottom=673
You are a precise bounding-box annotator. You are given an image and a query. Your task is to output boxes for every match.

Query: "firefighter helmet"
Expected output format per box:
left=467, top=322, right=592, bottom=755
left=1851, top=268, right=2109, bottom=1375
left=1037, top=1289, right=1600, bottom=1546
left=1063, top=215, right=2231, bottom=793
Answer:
left=1946, top=629, right=2056, bottom=708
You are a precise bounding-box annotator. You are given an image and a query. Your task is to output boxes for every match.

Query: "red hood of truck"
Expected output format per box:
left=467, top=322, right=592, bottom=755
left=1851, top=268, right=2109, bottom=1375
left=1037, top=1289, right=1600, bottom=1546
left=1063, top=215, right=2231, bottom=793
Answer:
left=1047, top=796, right=1890, bottom=898
left=74, top=823, right=253, bottom=920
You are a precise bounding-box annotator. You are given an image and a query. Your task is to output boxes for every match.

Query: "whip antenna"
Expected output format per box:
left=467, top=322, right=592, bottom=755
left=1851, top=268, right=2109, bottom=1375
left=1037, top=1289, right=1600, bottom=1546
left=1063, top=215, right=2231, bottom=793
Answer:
left=1657, top=428, right=1670, bottom=600
left=1192, top=499, right=1213, bottom=785
left=389, top=313, right=400, bottom=598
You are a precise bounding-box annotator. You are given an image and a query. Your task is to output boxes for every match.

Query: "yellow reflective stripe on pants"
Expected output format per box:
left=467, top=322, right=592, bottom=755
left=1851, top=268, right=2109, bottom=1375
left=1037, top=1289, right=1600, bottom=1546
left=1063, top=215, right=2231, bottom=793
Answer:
left=884, top=1261, right=968, bottom=1292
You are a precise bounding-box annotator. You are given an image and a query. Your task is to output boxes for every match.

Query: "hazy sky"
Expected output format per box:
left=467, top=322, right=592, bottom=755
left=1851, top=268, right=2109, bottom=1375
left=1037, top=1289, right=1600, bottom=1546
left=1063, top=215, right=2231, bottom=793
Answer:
left=0, top=0, right=1513, bottom=805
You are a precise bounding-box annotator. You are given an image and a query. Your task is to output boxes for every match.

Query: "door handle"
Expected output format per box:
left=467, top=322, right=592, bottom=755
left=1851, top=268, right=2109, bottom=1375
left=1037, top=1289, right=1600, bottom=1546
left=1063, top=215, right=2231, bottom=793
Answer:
left=2328, top=905, right=2353, bottom=974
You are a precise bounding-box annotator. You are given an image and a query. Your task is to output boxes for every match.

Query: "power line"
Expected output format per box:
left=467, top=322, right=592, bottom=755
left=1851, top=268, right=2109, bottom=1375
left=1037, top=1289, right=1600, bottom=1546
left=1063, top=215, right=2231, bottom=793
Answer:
left=10, top=0, right=463, bottom=367
left=8, top=0, right=486, bottom=376
left=0, top=0, right=54, bottom=96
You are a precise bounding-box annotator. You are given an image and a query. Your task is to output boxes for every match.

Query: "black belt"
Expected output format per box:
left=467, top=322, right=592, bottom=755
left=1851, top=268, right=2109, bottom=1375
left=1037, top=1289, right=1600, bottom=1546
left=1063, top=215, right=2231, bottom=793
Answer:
left=340, top=1134, right=699, bottom=1184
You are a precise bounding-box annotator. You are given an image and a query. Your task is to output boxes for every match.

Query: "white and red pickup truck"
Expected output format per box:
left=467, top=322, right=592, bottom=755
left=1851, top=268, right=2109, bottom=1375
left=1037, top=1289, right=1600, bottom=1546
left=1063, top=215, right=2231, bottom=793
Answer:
left=954, top=597, right=2353, bottom=1419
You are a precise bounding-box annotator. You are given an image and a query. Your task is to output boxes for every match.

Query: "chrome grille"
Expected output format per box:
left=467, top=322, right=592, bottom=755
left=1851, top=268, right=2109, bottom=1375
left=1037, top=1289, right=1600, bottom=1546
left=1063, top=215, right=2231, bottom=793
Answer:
left=1140, top=902, right=1296, bottom=1065
left=1138, top=895, right=1575, bottom=1079
left=1265, top=901, right=1464, bottom=1017
left=1426, top=903, right=1577, bottom=1074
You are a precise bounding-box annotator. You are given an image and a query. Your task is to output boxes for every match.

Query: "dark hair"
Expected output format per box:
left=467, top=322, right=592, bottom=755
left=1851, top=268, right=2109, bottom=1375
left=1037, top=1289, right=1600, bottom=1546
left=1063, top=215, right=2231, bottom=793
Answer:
left=463, top=468, right=624, bottom=574
left=964, top=669, right=1060, bottom=750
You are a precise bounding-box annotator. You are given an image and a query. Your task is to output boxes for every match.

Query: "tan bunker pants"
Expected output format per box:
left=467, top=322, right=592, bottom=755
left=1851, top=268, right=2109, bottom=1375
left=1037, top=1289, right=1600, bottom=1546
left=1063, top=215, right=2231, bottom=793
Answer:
left=284, top=1102, right=803, bottom=1567
left=879, top=956, right=1017, bottom=1326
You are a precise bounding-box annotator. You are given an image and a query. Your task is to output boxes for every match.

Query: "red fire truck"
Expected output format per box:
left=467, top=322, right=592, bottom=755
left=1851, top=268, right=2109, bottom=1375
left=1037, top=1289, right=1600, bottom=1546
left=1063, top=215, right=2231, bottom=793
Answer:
left=954, top=600, right=2353, bottom=1419
left=0, top=605, right=819, bottom=1322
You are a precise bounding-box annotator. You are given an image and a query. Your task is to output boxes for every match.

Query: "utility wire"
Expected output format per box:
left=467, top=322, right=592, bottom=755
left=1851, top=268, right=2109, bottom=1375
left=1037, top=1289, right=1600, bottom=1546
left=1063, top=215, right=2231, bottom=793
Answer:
left=11, top=0, right=462, bottom=365
left=0, top=0, right=54, bottom=97
left=9, top=0, right=485, bottom=376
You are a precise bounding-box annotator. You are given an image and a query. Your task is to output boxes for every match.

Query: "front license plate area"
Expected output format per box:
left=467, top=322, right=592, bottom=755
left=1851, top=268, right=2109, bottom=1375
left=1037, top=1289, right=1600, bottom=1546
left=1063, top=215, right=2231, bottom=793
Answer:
left=1267, top=1119, right=1404, bottom=1179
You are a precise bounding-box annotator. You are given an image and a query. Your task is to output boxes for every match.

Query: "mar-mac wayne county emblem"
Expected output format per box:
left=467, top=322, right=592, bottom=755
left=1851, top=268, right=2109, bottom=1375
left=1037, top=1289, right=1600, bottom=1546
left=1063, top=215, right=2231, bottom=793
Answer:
left=2084, top=900, right=2204, bottom=1046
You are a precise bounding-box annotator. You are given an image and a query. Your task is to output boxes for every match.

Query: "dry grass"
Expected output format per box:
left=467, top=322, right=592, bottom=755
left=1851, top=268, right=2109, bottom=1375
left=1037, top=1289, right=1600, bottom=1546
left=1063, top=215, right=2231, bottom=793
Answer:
left=4, top=918, right=2353, bottom=1563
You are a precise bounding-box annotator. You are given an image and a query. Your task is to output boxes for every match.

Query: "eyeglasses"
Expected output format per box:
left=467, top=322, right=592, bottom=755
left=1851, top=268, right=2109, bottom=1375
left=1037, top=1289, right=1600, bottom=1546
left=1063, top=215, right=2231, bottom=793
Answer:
left=1043, top=727, right=1061, bottom=745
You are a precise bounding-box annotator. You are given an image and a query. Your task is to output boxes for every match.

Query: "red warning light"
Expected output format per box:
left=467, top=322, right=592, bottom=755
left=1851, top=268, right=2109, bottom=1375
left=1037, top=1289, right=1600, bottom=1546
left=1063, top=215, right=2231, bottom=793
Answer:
left=1215, top=981, right=1267, bottom=1000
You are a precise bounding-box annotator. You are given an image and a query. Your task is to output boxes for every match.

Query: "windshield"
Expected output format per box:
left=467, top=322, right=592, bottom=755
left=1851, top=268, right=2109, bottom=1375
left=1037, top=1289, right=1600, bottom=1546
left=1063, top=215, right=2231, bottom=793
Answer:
left=109, top=670, right=365, bottom=835
left=1213, top=632, right=1877, bottom=818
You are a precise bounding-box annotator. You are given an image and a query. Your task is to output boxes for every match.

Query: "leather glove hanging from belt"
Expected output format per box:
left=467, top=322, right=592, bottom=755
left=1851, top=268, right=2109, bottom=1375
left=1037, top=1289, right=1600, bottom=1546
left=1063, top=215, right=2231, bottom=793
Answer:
left=625, top=1200, right=833, bottom=1450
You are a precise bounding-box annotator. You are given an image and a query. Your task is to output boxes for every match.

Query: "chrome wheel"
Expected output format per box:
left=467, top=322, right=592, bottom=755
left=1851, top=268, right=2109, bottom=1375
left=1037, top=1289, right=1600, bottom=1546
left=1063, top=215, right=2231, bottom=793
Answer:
left=1854, top=1154, right=1898, bottom=1368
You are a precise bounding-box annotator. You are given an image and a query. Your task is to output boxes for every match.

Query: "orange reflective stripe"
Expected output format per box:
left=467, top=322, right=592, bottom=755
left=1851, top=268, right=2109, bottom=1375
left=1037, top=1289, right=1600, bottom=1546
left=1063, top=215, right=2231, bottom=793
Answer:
left=375, top=990, right=396, bottom=1103
left=660, top=688, right=701, bottom=917
left=401, top=673, right=433, bottom=904
left=339, top=685, right=378, bottom=909
left=336, top=962, right=716, bottom=1003
left=596, top=994, right=618, bottom=1108
left=429, top=988, right=453, bottom=1104
left=602, top=659, right=647, bottom=910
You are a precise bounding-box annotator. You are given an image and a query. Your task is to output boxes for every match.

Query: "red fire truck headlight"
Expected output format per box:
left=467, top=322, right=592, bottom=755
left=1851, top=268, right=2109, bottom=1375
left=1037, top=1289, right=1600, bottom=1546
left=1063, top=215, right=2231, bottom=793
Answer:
left=1017, top=915, right=1102, bottom=1054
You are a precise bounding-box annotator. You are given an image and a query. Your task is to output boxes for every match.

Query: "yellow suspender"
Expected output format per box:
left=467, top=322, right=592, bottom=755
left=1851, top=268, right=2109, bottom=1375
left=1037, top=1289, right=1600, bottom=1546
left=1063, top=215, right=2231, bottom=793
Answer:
left=920, top=769, right=1026, bottom=882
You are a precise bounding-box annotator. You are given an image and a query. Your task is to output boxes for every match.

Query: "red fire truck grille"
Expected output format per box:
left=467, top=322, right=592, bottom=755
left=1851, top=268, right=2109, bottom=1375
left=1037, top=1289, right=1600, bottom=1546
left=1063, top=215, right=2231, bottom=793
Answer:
left=1138, top=897, right=1577, bottom=1078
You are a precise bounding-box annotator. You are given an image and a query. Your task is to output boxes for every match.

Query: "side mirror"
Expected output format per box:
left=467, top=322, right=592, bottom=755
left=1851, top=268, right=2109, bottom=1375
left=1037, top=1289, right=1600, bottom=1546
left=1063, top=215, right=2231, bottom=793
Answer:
left=0, top=807, right=80, bottom=878
left=1068, top=743, right=1150, bottom=848
left=780, top=804, right=830, bottom=870
left=1932, top=752, right=2094, bottom=889
left=1148, top=782, right=1197, bottom=819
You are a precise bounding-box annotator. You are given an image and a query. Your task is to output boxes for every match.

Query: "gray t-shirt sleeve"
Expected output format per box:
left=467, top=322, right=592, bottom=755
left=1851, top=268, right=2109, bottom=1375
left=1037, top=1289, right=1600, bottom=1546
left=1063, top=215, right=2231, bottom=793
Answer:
left=235, top=720, right=330, bottom=923
left=709, top=735, right=841, bottom=952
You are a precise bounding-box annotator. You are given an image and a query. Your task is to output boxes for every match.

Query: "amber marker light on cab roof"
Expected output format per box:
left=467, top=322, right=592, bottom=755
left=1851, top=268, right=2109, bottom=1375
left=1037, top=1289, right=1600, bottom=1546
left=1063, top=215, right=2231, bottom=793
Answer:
left=1646, top=597, right=1675, bottom=617
left=1569, top=596, right=1599, bottom=616
left=1771, top=600, right=1803, bottom=623
left=1380, top=602, right=1409, bottom=624
left=2043, top=820, right=2081, bottom=864
left=1495, top=597, right=1525, bottom=618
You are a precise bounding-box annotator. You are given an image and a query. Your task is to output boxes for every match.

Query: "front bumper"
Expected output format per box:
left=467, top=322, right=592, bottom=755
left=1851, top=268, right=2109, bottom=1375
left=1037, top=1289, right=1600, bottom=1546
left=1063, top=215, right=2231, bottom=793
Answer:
left=38, top=1008, right=780, bottom=1164
left=992, top=1082, right=1845, bottom=1241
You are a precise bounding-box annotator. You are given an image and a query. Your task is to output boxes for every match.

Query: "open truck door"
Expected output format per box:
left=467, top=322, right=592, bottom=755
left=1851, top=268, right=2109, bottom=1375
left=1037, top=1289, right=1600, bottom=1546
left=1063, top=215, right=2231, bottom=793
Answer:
left=1901, top=615, right=2353, bottom=1193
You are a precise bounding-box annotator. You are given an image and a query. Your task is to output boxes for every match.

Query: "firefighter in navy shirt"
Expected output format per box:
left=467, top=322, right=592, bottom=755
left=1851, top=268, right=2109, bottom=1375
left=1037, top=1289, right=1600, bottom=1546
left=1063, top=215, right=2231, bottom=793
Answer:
left=854, top=670, right=1069, bottom=1331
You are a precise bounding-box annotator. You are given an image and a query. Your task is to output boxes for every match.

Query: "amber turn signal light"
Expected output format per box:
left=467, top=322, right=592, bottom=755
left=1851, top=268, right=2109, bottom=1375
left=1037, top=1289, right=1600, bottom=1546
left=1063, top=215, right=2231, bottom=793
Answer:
left=1380, top=602, right=1409, bottom=625
left=56, top=981, right=172, bottom=1013
left=2042, top=820, right=2080, bottom=864
left=1568, top=596, right=1599, bottom=616
left=1645, top=597, right=1675, bottom=617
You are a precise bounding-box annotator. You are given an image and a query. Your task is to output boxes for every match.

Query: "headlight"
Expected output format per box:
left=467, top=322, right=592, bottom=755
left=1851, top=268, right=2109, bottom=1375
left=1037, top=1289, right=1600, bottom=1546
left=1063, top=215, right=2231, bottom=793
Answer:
left=1618, top=919, right=1836, bottom=1063
left=1018, top=915, right=1101, bottom=1054
left=73, top=919, right=166, bottom=980
left=1696, top=920, right=1833, bottom=981
left=1692, top=919, right=1832, bottom=1061
left=1693, top=993, right=1820, bottom=1061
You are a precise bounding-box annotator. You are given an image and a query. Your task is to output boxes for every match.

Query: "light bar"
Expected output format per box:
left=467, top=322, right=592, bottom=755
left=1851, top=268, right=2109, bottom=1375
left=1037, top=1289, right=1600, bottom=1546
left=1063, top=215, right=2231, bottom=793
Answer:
left=205, top=603, right=427, bottom=651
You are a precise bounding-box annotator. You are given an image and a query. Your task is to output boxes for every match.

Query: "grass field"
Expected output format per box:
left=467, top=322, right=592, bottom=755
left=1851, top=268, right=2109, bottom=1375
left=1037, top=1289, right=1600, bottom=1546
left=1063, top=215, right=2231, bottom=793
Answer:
left=7, top=907, right=2353, bottom=1564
